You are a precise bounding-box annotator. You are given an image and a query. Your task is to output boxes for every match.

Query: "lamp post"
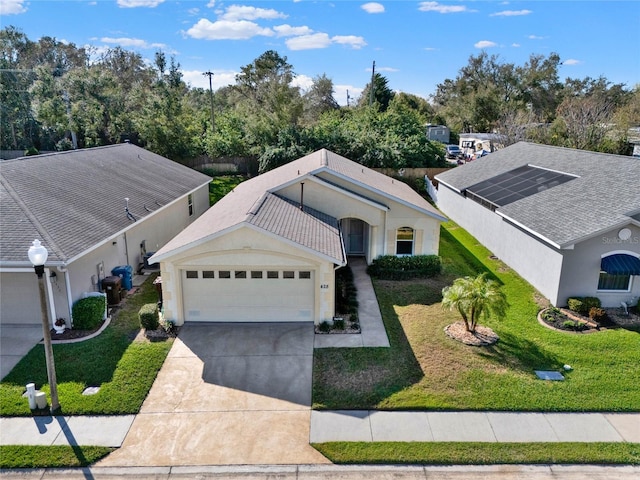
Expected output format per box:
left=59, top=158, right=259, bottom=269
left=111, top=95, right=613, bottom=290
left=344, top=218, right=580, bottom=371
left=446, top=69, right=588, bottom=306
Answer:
left=28, top=239, right=60, bottom=414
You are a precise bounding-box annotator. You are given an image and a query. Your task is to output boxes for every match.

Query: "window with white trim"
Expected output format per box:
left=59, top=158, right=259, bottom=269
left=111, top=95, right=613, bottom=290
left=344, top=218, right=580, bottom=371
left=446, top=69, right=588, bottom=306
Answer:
left=396, top=227, right=414, bottom=255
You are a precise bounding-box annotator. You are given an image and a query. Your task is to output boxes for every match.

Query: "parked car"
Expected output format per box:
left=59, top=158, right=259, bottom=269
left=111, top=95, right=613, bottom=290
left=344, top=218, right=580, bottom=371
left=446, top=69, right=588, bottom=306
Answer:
left=445, top=145, right=462, bottom=159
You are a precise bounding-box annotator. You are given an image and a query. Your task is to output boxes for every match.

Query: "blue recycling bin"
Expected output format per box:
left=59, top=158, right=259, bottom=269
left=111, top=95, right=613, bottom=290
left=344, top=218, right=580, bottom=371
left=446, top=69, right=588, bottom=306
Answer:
left=111, top=265, right=133, bottom=291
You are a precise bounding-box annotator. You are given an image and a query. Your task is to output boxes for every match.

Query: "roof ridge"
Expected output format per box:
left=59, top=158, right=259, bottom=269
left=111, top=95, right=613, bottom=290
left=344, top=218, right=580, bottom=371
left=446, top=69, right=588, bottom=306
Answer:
left=0, top=175, right=67, bottom=262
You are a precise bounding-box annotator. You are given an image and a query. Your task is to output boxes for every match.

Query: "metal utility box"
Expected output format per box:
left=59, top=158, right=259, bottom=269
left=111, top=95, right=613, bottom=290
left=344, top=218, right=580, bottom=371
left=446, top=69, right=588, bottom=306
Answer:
left=102, top=276, right=122, bottom=306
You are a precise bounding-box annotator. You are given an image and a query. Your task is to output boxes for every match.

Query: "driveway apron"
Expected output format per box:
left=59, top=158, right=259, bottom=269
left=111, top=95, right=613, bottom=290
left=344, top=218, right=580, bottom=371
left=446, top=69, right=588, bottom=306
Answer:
left=98, top=322, right=328, bottom=466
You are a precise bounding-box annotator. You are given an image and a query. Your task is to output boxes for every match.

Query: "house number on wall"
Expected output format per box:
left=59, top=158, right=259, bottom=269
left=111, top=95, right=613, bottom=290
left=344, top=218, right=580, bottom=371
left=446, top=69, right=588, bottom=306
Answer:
left=320, top=284, right=329, bottom=289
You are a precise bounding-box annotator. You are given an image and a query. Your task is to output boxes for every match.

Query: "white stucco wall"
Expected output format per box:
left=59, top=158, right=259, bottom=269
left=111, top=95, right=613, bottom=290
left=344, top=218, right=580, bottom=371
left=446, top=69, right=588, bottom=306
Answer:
left=158, top=226, right=336, bottom=325
left=437, top=184, right=564, bottom=305
left=558, top=225, right=640, bottom=307
left=278, top=176, right=442, bottom=261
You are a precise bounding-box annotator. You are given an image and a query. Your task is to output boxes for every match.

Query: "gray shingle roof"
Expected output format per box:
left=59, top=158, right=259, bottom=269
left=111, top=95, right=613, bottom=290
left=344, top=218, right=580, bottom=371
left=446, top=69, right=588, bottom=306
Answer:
left=0, top=144, right=211, bottom=264
left=435, top=142, right=640, bottom=247
left=248, top=193, right=344, bottom=263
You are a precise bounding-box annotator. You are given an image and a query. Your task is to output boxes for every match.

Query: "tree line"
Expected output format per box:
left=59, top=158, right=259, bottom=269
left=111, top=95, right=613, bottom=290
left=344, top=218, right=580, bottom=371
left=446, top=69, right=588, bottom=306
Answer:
left=2, top=27, right=638, bottom=173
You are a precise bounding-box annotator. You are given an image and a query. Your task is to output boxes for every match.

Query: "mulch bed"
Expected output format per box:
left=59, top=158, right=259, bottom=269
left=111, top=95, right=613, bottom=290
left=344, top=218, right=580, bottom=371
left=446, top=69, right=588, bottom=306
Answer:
left=49, top=321, right=105, bottom=341
left=539, top=307, right=640, bottom=333
left=314, top=314, right=361, bottom=334
left=444, top=321, right=499, bottom=346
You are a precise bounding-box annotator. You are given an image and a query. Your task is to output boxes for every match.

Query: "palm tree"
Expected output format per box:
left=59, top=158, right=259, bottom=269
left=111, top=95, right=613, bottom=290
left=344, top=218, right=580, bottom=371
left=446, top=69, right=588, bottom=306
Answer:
left=441, top=273, right=508, bottom=332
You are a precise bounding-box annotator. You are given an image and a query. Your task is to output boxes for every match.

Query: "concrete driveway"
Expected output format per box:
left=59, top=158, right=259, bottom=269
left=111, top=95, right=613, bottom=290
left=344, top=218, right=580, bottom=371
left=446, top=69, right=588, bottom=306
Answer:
left=99, top=322, right=329, bottom=466
left=0, top=324, right=43, bottom=380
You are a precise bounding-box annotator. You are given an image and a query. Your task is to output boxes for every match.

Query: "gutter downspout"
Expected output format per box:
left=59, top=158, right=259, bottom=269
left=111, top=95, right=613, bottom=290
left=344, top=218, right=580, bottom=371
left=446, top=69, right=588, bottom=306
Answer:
left=58, top=266, right=74, bottom=325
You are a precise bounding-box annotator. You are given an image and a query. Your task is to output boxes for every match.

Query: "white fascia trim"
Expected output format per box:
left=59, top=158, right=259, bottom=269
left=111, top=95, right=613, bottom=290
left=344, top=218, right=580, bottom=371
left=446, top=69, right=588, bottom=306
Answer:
left=565, top=219, right=637, bottom=249
left=65, top=182, right=210, bottom=265
left=319, top=168, right=448, bottom=222
left=304, top=175, right=389, bottom=211
left=245, top=223, right=347, bottom=267
left=267, top=173, right=389, bottom=211
left=148, top=223, right=245, bottom=264
left=495, top=211, right=562, bottom=250
left=433, top=177, right=462, bottom=194
left=0, top=267, right=35, bottom=273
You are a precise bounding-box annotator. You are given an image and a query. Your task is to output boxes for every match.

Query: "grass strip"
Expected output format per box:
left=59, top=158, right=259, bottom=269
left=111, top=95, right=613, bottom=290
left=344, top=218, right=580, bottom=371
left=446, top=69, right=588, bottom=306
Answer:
left=0, top=445, right=113, bottom=468
left=313, top=442, right=640, bottom=465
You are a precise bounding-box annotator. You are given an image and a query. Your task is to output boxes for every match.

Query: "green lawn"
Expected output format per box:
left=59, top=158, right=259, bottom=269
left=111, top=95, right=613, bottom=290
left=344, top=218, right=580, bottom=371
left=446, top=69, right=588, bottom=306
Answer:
left=0, top=445, right=113, bottom=468
left=0, top=274, right=173, bottom=416
left=314, top=442, right=640, bottom=465
left=313, top=221, right=640, bottom=411
left=208, top=174, right=245, bottom=205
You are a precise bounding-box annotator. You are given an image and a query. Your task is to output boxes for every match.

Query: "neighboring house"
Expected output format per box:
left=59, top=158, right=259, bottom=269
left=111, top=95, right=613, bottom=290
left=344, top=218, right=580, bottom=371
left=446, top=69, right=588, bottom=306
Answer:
left=435, top=142, right=640, bottom=308
left=0, top=144, right=211, bottom=328
left=426, top=124, right=451, bottom=144
left=151, top=149, right=447, bottom=325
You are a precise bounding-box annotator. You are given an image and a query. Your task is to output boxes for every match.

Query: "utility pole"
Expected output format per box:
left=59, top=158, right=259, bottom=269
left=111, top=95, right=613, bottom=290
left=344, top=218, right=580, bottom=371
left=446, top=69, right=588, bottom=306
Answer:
left=202, top=71, right=215, bottom=133
left=369, top=60, right=376, bottom=106
left=346, top=89, right=351, bottom=107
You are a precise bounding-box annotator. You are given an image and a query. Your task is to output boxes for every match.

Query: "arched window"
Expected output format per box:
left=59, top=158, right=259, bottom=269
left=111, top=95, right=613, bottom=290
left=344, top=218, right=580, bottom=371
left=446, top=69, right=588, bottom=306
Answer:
left=598, top=253, right=640, bottom=291
left=396, top=227, right=414, bottom=255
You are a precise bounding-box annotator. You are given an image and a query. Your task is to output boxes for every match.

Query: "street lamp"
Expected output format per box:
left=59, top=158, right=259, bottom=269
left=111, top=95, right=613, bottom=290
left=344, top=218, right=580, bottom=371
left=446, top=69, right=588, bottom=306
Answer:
left=28, top=239, right=60, bottom=414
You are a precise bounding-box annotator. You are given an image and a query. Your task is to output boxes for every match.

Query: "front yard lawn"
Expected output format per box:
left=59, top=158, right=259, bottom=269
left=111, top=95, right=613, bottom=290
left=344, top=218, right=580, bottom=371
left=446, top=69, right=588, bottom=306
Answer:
left=0, top=274, right=172, bottom=416
left=313, top=222, right=640, bottom=411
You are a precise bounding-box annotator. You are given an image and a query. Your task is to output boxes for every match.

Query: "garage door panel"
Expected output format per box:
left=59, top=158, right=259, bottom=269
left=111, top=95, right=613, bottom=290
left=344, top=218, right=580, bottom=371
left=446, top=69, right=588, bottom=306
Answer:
left=182, top=270, right=314, bottom=323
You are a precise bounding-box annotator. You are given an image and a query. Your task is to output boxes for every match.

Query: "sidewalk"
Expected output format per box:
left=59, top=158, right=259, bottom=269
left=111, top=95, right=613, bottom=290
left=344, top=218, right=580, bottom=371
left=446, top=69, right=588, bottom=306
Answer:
left=310, top=410, right=640, bottom=443
left=2, top=411, right=639, bottom=447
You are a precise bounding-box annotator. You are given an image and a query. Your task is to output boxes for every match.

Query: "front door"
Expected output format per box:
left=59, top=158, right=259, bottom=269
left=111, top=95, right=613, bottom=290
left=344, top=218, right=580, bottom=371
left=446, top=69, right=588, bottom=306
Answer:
left=344, top=218, right=366, bottom=255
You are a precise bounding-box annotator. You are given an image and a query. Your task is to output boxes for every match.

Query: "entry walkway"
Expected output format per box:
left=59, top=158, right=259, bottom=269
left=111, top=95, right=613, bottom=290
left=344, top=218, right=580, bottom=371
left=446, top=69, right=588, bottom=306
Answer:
left=314, top=257, right=389, bottom=348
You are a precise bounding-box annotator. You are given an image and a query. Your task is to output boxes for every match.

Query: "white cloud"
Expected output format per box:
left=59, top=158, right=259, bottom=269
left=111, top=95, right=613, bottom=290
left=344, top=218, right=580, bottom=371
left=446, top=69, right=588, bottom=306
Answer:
left=292, top=74, right=314, bottom=92
left=101, top=37, right=166, bottom=49
left=206, top=0, right=216, bottom=7
left=220, top=5, right=287, bottom=21
left=286, top=33, right=332, bottom=50
left=563, top=59, right=581, bottom=65
left=332, top=35, right=367, bottom=49
left=361, top=2, right=385, bottom=14
left=490, top=10, right=532, bottom=17
left=273, top=24, right=314, bottom=37
left=0, top=0, right=27, bottom=15
left=181, top=69, right=236, bottom=90
left=186, top=19, right=274, bottom=40
left=418, top=2, right=467, bottom=13
left=512, top=43, right=521, bottom=47
left=117, top=0, right=165, bottom=7
left=376, top=66, right=399, bottom=72
left=528, top=35, right=545, bottom=40
left=335, top=84, right=363, bottom=106
left=188, top=8, right=200, bottom=16
left=424, top=47, right=438, bottom=51
left=475, top=40, right=497, bottom=48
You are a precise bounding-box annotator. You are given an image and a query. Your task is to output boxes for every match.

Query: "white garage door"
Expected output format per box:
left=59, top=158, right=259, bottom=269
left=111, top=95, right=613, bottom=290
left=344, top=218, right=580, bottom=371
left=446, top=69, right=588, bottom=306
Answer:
left=182, top=268, right=314, bottom=322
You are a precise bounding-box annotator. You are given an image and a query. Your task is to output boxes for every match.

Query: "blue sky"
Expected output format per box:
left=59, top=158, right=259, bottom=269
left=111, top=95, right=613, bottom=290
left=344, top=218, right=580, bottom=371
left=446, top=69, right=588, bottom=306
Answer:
left=3, top=1, right=639, bottom=105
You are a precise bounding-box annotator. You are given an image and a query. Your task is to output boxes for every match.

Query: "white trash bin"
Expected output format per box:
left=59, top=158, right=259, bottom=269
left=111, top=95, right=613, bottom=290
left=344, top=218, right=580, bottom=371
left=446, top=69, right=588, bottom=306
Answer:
left=35, top=391, right=47, bottom=409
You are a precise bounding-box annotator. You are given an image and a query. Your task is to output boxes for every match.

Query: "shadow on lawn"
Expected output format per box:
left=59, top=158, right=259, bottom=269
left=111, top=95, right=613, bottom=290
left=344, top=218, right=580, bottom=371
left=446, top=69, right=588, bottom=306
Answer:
left=439, top=226, right=502, bottom=284
left=476, top=330, right=563, bottom=373
left=313, top=286, right=424, bottom=409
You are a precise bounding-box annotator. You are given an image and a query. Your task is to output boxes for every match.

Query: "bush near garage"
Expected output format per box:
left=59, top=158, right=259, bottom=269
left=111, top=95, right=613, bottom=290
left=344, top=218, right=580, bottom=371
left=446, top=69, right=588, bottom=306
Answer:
left=71, top=296, right=106, bottom=330
left=138, top=303, right=159, bottom=330
left=367, top=255, right=442, bottom=280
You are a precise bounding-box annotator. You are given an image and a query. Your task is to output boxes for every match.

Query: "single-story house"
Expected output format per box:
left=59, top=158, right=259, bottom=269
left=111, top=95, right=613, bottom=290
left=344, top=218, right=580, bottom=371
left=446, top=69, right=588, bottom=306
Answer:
left=150, top=149, right=447, bottom=325
left=435, top=142, right=640, bottom=308
left=0, top=144, right=211, bottom=328
left=426, top=124, right=451, bottom=144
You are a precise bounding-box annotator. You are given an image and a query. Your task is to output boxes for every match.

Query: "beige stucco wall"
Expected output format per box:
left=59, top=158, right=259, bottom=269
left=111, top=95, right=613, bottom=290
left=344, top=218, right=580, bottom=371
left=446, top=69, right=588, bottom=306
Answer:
left=278, top=175, right=442, bottom=261
left=159, top=226, right=336, bottom=325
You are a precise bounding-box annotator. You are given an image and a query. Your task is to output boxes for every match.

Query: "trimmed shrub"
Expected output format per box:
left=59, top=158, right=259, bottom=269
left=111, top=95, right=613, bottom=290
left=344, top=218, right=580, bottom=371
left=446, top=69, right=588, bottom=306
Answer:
left=367, top=255, right=442, bottom=280
left=567, top=296, right=601, bottom=315
left=333, top=317, right=345, bottom=330
left=589, top=307, right=607, bottom=323
left=72, top=296, right=106, bottom=330
left=139, top=303, right=159, bottom=330
left=318, top=321, right=331, bottom=333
